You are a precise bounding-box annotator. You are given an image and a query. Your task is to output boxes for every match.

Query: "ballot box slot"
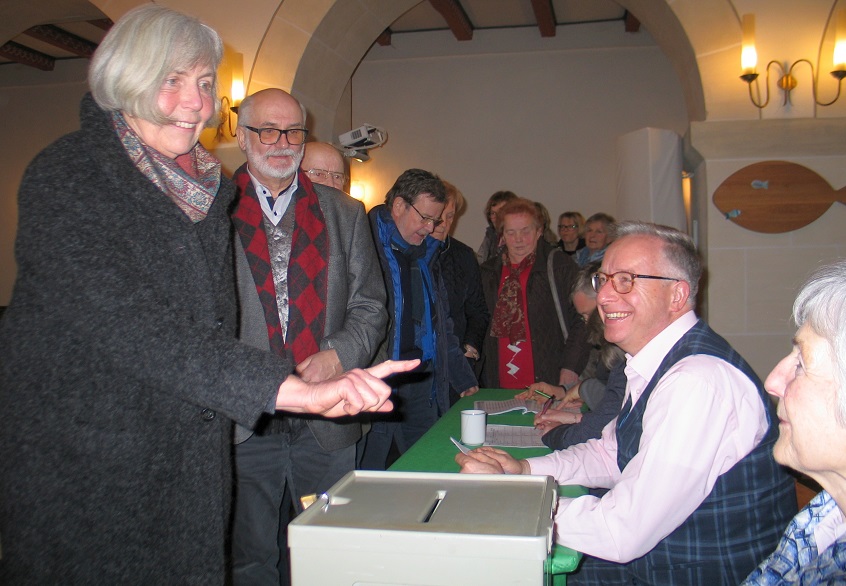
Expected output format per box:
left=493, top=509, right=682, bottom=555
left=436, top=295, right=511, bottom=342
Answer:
left=421, top=490, right=447, bottom=523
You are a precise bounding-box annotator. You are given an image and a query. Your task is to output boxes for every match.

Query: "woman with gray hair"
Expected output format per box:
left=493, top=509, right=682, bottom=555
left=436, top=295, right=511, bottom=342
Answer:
left=742, top=259, right=846, bottom=584
left=0, top=5, right=411, bottom=583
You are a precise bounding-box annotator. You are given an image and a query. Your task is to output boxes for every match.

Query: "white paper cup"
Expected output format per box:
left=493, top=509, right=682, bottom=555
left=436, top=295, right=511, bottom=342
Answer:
left=460, top=409, right=486, bottom=445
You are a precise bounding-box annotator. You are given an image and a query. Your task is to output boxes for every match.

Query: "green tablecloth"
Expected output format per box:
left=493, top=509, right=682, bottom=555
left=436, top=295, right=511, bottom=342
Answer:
left=389, top=388, right=585, bottom=581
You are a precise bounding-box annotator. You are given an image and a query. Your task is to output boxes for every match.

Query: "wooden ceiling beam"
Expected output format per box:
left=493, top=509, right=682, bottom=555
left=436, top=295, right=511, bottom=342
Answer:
left=530, top=0, right=556, bottom=38
left=429, top=0, right=473, bottom=41
left=0, top=41, right=54, bottom=71
left=88, top=19, right=113, bottom=32
left=377, top=30, right=392, bottom=46
left=23, top=24, right=98, bottom=58
left=624, top=12, right=641, bottom=33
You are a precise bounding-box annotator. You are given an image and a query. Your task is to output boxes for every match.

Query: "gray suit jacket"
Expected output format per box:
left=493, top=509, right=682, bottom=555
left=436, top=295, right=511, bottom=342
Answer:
left=234, top=175, right=387, bottom=449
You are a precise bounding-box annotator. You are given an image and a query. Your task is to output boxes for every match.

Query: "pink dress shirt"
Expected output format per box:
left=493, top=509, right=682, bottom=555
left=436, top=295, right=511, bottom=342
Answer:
left=527, top=311, right=768, bottom=563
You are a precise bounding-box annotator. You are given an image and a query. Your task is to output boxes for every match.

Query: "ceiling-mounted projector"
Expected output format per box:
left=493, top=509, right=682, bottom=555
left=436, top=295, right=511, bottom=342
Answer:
left=338, top=124, right=387, bottom=149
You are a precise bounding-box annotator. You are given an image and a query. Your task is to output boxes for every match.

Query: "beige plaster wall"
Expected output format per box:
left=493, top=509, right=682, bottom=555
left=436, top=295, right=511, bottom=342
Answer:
left=349, top=24, right=689, bottom=249
left=672, top=0, right=846, bottom=121
left=690, top=117, right=846, bottom=376
left=0, top=60, right=90, bottom=306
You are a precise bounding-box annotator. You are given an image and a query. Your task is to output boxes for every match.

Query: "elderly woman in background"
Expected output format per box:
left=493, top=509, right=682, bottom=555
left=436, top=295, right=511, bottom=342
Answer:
left=480, top=197, right=590, bottom=390
left=742, top=259, right=846, bottom=584
left=575, top=212, right=615, bottom=267
left=476, top=189, right=517, bottom=263
left=0, top=6, right=411, bottom=584
left=433, top=180, right=489, bottom=401
left=557, top=211, right=586, bottom=256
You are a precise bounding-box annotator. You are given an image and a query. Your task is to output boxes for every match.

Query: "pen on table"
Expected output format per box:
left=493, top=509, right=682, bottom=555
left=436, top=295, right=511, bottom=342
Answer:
left=533, top=388, right=553, bottom=400
left=539, top=397, right=554, bottom=417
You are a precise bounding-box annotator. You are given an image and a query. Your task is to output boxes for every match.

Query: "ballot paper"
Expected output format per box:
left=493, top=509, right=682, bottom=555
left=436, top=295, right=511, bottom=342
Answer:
left=484, top=424, right=546, bottom=448
left=450, top=436, right=472, bottom=455
left=474, top=398, right=543, bottom=415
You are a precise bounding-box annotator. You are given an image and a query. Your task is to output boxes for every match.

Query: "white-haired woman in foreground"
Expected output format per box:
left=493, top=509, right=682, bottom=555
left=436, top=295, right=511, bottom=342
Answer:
left=742, top=259, right=846, bottom=584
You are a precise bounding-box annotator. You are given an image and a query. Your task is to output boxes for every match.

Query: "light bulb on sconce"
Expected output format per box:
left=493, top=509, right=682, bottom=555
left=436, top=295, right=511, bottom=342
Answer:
left=739, top=11, right=846, bottom=109
left=220, top=53, right=245, bottom=138
left=349, top=181, right=366, bottom=202
left=229, top=78, right=245, bottom=113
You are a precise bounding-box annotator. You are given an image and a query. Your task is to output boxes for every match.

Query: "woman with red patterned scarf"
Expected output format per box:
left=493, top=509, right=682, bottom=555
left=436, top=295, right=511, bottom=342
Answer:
left=480, top=198, right=591, bottom=390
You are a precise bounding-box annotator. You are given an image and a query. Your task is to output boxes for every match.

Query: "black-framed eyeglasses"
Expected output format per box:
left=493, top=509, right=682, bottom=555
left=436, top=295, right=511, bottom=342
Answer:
left=307, top=168, right=346, bottom=183
left=558, top=224, right=578, bottom=230
left=243, top=125, right=309, bottom=146
left=591, top=271, right=680, bottom=294
left=408, top=202, right=444, bottom=228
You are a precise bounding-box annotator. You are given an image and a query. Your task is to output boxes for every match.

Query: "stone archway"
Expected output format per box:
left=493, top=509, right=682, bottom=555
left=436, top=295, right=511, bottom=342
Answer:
left=83, top=0, right=711, bottom=139
left=253, top=0, right=422, bottom=141
left=274, top=0, right=708, bottom=141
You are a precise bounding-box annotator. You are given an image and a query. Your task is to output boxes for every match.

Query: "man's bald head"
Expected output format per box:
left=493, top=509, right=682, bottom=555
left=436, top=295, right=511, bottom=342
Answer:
left=302, top=142, right=347, bottom=190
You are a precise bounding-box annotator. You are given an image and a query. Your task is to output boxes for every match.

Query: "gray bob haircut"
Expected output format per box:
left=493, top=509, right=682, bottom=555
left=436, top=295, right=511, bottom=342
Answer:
left=572, top=261, right=601, bottom=300
left=792, top=259, right=846, bottom=422
left=89, top=5, right=223, bottom=126
left=614, top=221, right=702, bottom=302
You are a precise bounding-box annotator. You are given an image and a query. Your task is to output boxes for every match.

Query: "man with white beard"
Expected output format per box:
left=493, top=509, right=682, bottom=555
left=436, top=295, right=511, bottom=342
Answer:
left=230, top=88, right=387, bottom=584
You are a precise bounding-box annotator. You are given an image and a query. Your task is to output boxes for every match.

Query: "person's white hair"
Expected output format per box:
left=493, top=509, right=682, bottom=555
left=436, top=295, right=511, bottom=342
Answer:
left=614, top=221, right=701, bottom=303
left=89, top=4, right=223, bottom=126
left=792, top=259, right=846, bottom=423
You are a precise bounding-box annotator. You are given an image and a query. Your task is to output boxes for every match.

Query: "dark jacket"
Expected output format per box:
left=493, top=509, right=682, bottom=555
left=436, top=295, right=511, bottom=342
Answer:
left=368, top=205, right=476, bottom=415
left=480, top=239, right=590, bottom=387
left=0, top=95, right=290, bottom=584
left=542, top=363, right=626, bottom=450
left=558, top=237, right=585, bottom=256
left=476, top=224, right=501, bottom=264
left=438, top=235, right=489, bottom=354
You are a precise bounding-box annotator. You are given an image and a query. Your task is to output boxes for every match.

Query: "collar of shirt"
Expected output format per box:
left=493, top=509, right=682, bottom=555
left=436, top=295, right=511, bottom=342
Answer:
left=623, top=310, right=698, bottom=409
left=814, top=492, right=846, bottom=554
left=247, top=167, right=298, bottom=226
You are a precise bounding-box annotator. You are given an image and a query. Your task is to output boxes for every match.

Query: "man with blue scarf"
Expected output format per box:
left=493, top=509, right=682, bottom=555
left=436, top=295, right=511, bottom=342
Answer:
left=358, top=169, right=479, bottom=470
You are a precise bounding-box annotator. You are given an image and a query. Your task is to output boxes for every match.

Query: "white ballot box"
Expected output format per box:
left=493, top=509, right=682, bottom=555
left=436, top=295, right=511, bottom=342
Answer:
left=288, top=470, right=557, bottom=585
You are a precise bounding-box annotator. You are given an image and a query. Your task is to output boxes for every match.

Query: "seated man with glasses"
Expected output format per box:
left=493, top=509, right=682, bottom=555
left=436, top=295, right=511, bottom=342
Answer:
left=458, top=221, right=796, bottom=586
left=302, top=141, right=348, bottom=191
left=230, top=88, right=387, bottom=584
left=358, top=169, right=479, bottom=470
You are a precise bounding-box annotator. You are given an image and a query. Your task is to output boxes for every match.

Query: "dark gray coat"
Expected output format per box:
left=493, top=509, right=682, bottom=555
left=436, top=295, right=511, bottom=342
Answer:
left=480, top=239, right=590, bottom=387
left=0, top=95, right=291, bottom=584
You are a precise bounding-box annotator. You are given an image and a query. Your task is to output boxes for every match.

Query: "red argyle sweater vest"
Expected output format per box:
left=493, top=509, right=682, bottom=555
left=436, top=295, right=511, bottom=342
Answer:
left=231, top=166, right=328, bottom=367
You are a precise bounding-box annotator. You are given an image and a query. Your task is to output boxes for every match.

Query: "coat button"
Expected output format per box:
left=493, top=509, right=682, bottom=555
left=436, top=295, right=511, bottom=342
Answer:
left=201, top=408, right=216, bottom=421
left=215, top=318, right=224, bottom=330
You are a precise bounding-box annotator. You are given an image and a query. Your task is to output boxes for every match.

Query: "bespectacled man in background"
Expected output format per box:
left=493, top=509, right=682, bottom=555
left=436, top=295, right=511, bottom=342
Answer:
left=301, top=141, right=347, bottom=192
left=358, top=168, right=479, bottom=470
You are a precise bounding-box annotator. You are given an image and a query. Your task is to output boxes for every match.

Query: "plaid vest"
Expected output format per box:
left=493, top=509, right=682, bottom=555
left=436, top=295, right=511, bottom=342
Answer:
left=615, top=320, right=796, bottom=584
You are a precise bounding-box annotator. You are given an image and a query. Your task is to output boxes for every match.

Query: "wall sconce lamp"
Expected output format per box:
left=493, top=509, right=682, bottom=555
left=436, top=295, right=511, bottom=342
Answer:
left=349, top=181, right=367, bottom=201
left=740, top=13, right=846, bottom=108
left=221, top=53, right=246, bottom=137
